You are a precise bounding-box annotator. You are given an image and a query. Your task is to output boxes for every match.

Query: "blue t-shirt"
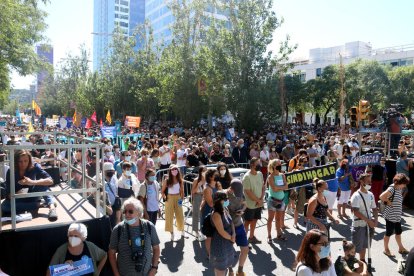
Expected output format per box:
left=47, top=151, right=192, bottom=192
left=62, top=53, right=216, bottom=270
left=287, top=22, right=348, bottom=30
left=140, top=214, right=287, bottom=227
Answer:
left=336, top=168, right=350, bottom=191
left=5, top=163, right=51, bottom=194
left=327, top=178, right=339, bottom=192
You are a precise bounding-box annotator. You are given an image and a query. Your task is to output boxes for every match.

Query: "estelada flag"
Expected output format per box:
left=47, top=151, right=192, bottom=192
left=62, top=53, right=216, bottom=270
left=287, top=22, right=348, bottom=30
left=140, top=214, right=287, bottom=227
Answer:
left=90, top=111, right=97, bottom=122
left=106, top=110, right=112, bottom=124
left=32, top=100, right=42, bottom=116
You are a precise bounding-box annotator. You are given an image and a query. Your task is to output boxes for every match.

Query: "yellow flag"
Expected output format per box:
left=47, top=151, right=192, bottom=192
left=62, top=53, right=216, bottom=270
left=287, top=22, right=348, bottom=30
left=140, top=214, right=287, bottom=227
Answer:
left=32, top=100, right=41, bottom=116
left=106, top=110, right=112, bottom=124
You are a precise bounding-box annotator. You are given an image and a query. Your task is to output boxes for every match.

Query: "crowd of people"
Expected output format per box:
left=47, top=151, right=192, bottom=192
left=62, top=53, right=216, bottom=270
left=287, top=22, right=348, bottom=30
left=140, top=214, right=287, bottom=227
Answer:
left=1, top=121, right=414, bottom=275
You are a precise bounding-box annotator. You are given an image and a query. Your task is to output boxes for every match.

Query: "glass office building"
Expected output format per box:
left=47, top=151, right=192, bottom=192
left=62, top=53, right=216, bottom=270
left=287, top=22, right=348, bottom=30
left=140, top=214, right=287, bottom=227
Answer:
left=93, top=0, right=145, bottom=71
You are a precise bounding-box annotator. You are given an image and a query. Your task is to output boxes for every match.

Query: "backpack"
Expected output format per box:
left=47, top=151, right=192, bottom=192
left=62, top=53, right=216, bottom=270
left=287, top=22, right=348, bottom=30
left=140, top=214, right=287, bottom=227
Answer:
left=201, top=212, right=215, bottom=236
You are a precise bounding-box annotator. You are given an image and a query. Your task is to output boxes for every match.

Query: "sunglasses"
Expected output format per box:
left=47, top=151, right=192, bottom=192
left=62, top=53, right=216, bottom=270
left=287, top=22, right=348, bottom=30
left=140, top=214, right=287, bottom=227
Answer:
left=123, top=209, right=135, bottom=215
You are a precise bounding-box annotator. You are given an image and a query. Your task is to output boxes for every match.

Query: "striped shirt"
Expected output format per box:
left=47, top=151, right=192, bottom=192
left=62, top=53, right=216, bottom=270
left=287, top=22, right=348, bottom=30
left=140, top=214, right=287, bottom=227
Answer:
left=383, top=185, right=403, bottom=223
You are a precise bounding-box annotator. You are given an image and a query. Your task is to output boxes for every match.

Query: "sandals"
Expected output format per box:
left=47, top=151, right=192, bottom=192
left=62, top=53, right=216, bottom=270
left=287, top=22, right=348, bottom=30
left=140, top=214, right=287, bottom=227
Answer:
left=383, top=250, right=395, bottom=257
left=399, top=249, right=409, bottom=254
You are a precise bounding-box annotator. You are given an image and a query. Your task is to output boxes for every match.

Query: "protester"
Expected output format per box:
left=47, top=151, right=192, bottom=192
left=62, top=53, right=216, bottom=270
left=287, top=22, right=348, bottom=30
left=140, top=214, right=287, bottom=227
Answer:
left=243, top=157, right=265, bottom=245
left=232, top=139, right=248, bottom=164
left=336, top=159, right=353, bottom=219
left=210, top=191, right=237, bottom=276
left=161, top=165, right=185, bottom=241
left=103, top=162, right=120, bottom=226
left=266, top=159, right=289, bottom=242
left=138, top=169, right=160, bottom=225
left=380, top=173, right=410, bottom=257
left=115, top=151, right=137, bottom=178
left=334, top=239, right=368, bottom=276
left=295, top=229, right=336, bottom=275
left=370, top=156, right=387, bottom=202
left=226, top=179, right=249, bottom=276
left=0, top=149, right=57, bottom=221
left=191, top=166, right=207, bottom=241
left=306, top=179, right=339, bottom=237
left=47, top=223, right=107, bottom=276
left=136, top=148, right=155, bottom=182
left=350, top=173, right=378, bottom=262
left=217, top=162, right=233, bottom=189
left=396, top=151, right=412, bottom=177
left=108, top=198, right=160, bottom=276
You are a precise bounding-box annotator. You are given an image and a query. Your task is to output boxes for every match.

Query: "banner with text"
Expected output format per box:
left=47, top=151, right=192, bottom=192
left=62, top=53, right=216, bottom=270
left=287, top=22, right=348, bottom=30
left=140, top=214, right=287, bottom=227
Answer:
left=49, top=256, right=94, bottom=276
left=125, top=116, right=141, bottom=128
left=101, top=126, right=117, bottom=138
left=349, top=153, right=381, bottom=167
left=285, top=163, right=337, bottom=189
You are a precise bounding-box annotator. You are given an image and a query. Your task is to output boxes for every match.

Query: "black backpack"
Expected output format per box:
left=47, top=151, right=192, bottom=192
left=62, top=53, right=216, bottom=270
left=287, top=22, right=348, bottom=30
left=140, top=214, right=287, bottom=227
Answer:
left=201, top=212, right=215, bottom=236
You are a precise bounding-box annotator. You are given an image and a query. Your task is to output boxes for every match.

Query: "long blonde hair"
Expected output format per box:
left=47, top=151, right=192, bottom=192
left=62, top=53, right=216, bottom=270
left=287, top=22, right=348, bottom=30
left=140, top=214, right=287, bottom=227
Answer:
left=268, top=159, right=280, bottom=174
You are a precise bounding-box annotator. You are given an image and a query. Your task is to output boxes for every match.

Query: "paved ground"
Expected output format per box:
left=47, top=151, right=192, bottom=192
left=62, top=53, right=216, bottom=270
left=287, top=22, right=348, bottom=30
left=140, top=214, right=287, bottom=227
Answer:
left=154, top=204, right=414, bottom=276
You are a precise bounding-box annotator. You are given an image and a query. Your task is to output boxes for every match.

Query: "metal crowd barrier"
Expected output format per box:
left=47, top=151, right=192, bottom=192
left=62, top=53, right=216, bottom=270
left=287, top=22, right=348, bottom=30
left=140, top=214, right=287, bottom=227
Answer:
left=0, top=133, right=105, bottom=231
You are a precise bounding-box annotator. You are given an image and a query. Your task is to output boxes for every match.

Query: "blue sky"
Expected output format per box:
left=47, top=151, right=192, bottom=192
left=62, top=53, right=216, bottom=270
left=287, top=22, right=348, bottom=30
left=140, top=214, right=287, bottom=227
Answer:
left=11, top=0, right=414, bottom=89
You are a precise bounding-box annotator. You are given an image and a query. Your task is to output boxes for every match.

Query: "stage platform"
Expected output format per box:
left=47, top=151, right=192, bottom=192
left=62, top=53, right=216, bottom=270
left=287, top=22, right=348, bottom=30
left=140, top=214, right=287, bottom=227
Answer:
left=1, top=183, right=98, bottom=231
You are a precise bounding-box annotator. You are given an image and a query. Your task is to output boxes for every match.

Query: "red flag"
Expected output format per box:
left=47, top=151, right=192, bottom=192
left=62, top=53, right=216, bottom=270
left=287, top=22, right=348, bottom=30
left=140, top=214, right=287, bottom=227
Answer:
left=85, top=118, right=92, bottom=129
left=100, top=119, right=103, bottom=127
left=90, top=111, right=97, bottom=122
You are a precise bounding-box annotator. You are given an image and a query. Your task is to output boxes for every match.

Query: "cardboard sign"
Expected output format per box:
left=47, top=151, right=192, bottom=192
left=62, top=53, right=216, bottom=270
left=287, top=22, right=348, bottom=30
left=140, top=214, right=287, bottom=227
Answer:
left=101, top=126, right=117, bottom=138
left=285, top=164, right=337, bottom=189
left=49, top=256, right=94, bottom=276
left=125, top=116, right=141, bottom=128
left=349, top=153, right=381, bottom=167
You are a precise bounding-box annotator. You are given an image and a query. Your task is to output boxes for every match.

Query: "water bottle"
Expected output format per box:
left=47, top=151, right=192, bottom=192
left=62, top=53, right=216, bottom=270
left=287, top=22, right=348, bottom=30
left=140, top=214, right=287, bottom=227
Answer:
left=178, top=198, right=183, bottom=206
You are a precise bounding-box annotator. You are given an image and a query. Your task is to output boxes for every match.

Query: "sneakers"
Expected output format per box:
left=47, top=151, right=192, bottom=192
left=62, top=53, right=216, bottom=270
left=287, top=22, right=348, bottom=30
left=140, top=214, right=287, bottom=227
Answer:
left=197, top=233, right=207, bottom=241
left=248, top=236, right=262, bottom=244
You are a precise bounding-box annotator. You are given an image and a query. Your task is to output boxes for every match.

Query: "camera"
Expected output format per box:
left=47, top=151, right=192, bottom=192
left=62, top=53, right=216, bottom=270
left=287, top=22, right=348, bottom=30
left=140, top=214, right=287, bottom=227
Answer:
left=131, top=251, right=145, bottom=272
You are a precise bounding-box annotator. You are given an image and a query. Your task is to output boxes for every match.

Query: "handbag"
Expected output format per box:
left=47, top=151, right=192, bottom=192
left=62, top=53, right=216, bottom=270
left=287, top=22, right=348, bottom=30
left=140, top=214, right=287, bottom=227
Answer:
left=107, top=182, right=121, bottom=210
left=118, top=187, right=134, bottom=198
left=378, top=185, right=396, bottom=214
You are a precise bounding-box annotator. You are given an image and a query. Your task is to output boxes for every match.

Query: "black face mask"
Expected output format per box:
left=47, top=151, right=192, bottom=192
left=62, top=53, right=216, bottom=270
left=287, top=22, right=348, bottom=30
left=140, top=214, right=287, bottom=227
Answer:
left=106, top=171, right=114, bottom=178
left=275, top=165, right=282, bottom=172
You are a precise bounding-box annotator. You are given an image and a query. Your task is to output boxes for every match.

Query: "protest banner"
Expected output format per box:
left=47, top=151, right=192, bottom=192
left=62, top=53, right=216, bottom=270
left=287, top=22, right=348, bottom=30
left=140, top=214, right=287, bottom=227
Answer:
left=285, top=163, right=337, bottom=189
left=349, top=153, right=381, bottom=167
left=49, top=256, right=94, bottom=276
left=125, top=116, right=141, bottom=128
left=101, top=126, right=117, bottom=138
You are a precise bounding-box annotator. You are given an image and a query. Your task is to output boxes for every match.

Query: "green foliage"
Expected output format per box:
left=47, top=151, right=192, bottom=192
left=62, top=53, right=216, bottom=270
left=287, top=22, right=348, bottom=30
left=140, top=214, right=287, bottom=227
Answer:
left=0, top=0, right=49, bottom=108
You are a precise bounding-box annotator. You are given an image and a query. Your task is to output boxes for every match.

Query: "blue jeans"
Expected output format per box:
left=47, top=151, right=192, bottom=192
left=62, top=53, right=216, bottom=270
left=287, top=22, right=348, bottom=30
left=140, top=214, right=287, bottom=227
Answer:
left=1, top=185, right=55, bottom=215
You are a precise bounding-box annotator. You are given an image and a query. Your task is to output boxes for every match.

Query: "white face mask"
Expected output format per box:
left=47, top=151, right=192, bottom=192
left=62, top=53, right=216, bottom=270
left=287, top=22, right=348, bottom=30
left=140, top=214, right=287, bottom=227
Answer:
left=364, top=184, right=371, bottom=191
left=68, top=236, right=82, bottom=247
left=220, top=169, right=226, bottom=176
left=125, top=170, right=132, bottom=177
left=125, top=156, right=131, bottom=162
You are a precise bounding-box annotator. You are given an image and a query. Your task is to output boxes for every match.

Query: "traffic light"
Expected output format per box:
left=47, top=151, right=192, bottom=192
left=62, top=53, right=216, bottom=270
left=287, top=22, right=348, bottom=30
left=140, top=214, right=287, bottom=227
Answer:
left=350, top=106, right=359, bottom=128
left=359, top=100, right=370, bottom=121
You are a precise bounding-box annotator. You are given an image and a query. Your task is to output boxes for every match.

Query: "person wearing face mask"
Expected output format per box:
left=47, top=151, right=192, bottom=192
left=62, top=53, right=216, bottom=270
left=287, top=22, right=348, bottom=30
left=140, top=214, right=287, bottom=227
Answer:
left=281, top=140, right=295, bottom=164
left=334, top=240, right=368, bottom=276
left=210, top=191, right=238, bottom=276
left=115, top=151, right=137, bottom=178
left=109, top=198, right=160, bottom=276
left=306, top=179, right=339, bottom=237
left=380, top=173, right=410, bottom=257
left=138, top=169, right=160, bottom=225
left=47, top=223, right=107, bottom=276
left=269, top=145, right=279, bottom=161
left=217, top=163, right=233, bottom=189
left=150, top=149, right=160, bottom=170
left=103, top=148, right=115, bottom=164
left=348, top=136, right=360, bottom=158
left=243, top=157, right=265, bottom=245
left=350, top=173, right=378, bottom=262
left=113, top=144, right=121, bottom=161
left=137, top=148, right=155, bottom=183
left=117, top=162, right=140, bottom=220
left=370, top=156, right=387, bottom=203
left=161, top=165, right=185, bottom=241
left=210, top=143, right=225, bottom=163
left=101, top=162, right=121, bottom=227
left=232, top=139, right=248, bottom=164
left=176, top=140, right=188, bottom=173
left=192, top=166, right=207, bottom=241
left=296, top=229, right=336, bottom=276
left=336, top=159, right=353, bottom=219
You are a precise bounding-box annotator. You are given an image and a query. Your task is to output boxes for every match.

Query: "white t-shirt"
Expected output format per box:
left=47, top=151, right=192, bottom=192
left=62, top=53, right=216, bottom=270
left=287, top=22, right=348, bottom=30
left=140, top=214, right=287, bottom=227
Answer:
left=332, top=143, right=343, bottom=160
left=260, top=150, right=269, bottom=163
left=176, top=148, right=187, bottom=167
left=347, top=141, right=359, bottom=158
left=296, top=262, right=337, bottom=276
left=351, top=190, right=376, bottom=227
left=159, top=145, right=172, bottom=165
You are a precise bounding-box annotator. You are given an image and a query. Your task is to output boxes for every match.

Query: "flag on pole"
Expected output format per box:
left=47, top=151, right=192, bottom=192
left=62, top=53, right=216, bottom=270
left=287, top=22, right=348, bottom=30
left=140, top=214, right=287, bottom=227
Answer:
left=85, top=118, right=92, bottom=129
left=90, top=111, right=97, bottom=122
left=27, top=122, right=35, bottom=138
left=32, top=100, right=42, bottom=116
left=99, top=119, right=103, bottom=128
left=73, top=111, right=82, bottom=127
left=106, top=110, right=112, bottom=124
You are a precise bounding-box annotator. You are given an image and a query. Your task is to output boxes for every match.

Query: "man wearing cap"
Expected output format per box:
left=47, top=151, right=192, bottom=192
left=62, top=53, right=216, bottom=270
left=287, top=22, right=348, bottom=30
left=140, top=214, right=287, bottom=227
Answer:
left=103, top=162, right=120, bottom=227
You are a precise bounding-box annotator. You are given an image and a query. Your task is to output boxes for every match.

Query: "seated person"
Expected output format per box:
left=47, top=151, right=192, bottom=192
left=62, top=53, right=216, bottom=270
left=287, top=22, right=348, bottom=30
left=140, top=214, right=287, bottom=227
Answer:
left=335, top=239, right=368, bottom=276
left=0, top=149, right=57, bottom=221
left=47, top=223, right=107, bottom=276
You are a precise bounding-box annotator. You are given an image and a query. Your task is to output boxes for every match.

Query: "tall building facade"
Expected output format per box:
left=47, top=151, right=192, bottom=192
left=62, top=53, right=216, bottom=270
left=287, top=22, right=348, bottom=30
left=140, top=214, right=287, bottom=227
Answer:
left=93, top=0, right=145, bottom=71
left=36, top=44, right=53, bottom=94
left=145, top=1, right=230, bottom=45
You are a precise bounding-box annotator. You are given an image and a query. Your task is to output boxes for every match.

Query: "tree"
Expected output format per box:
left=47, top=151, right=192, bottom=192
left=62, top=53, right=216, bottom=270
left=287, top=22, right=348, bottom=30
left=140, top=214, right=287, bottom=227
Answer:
left=0, top=0, right=49, bottom=107
left=387, top=65, right=414, bottom=113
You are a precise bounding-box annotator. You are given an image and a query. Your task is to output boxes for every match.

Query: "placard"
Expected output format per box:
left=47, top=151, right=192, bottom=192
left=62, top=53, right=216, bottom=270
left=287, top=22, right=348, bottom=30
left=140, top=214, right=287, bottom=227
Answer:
left=285, top=164, right=337, bottom=189
left=49, top=256, right=94, bottom=276
left=349, top=153, right=381, bottom=167
left=125, top=116, right=141, bottom=128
